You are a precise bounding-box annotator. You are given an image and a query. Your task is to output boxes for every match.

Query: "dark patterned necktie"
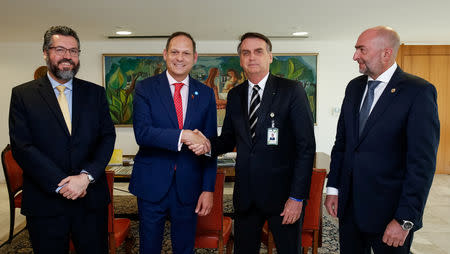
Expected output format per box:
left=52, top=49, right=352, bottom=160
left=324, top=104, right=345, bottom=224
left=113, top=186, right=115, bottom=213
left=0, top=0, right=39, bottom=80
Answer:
left=359, top=80, right=381, bottom=136
left=249, top=85, right=261, bottom=140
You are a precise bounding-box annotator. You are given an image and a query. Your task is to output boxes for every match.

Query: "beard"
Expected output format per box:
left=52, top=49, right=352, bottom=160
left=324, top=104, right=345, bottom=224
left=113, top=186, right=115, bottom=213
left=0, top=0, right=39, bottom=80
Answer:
left=47, top=58, right=80, bottom=81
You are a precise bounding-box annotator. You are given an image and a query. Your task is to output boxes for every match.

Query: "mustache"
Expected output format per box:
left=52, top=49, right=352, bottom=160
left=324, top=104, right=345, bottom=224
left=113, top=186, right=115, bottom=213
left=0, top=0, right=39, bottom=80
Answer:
left=58, top=59, right=75, bottom=66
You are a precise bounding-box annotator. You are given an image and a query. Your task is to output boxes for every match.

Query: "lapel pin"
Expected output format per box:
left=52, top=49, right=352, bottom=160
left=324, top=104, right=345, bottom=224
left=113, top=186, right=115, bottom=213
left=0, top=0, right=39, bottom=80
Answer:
left=194, top=91, right=199, bottom=95
left=391, top=88, right=396, bottom=93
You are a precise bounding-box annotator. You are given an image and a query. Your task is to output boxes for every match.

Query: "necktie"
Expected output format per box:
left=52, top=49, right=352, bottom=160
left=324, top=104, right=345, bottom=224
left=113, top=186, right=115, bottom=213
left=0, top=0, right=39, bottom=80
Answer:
left=249, top=85, right=261, bottom=140
left=359, top=80, right=381, bottom=136
left=174, top=83, right=184, bottom=129
left=56, top=85, right=71, bottom=134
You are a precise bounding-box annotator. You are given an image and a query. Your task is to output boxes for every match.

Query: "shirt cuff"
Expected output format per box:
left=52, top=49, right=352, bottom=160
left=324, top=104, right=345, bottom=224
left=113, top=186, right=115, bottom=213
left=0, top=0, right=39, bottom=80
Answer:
left=289, top=197, right=303, bottom=202
left=56, top=184, right=66, bottom=193
left=177, top=130, right=183, bottom=151
left=326, top=187, right=339, bottom=195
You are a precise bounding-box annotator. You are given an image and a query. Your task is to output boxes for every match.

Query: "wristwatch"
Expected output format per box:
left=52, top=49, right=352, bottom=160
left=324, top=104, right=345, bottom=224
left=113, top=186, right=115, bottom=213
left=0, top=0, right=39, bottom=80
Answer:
left=395, top=218, right=414, bottom=231
left=82, top=172, right=95, bottom=183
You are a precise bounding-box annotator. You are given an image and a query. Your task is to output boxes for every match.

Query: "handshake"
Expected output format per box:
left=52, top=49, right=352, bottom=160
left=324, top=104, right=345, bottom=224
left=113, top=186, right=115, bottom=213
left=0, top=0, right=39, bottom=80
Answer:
left=181, top=129, right=211, bottom=156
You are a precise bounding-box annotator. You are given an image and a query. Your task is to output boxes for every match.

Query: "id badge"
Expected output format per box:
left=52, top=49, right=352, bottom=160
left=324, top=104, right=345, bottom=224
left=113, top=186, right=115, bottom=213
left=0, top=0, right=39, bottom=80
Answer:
left=267, top=128, right=279, bottom=145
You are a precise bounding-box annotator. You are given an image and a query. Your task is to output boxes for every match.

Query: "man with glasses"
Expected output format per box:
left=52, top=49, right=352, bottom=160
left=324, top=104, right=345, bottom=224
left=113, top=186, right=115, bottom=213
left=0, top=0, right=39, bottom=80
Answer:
left=9, top=26, right=116, bottom=253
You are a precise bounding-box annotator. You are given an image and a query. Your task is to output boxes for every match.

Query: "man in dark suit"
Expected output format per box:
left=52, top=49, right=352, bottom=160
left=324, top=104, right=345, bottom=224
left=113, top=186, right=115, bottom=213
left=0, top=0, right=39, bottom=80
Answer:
left=325, top=26, right=440, bottom=253
left=9, top=26, right=116, bottom=254
left=129, top=32, right=217, bottom=254
left=190, top=32, right=315, bottom=254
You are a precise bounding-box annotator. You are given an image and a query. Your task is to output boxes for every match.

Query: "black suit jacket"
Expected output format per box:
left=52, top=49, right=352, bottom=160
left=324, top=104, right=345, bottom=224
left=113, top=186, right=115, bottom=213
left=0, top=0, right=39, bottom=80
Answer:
left=9, top=76, right=116, bottom=217
left=327, top=67, right=440, bottom=233
left=212, top=74, right=315, bottom=214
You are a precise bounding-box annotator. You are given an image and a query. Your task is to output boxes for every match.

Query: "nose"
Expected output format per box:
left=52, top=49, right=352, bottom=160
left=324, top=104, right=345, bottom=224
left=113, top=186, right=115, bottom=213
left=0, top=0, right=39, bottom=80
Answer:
left=352, top=51, right=359, bottom=61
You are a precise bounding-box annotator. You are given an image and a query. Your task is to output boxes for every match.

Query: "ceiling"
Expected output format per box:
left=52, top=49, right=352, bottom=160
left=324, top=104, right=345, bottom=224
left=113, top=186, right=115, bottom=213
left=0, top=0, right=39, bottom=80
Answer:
left=2, top=0, right=450, bottom=43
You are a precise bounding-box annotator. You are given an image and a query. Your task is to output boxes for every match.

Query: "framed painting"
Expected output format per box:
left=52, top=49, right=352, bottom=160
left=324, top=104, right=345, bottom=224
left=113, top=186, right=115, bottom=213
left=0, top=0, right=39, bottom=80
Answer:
left=103, top=53, right=317, bottom=126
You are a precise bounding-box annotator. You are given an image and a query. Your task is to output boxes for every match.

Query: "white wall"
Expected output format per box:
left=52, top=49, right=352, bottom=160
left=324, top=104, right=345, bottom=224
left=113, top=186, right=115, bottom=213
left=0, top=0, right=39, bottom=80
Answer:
left=0, top=38, right=360, bottom=181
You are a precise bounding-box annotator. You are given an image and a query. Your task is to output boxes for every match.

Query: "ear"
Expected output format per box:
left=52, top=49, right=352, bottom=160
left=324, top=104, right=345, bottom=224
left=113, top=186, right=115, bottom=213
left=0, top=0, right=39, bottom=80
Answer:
left=193, top=52, right=198, bottom=64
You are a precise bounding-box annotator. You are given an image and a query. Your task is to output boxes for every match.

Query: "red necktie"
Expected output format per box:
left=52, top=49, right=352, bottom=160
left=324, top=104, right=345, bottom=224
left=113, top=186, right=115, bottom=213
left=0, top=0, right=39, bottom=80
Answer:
left=174, top=83, right=184, bottom=129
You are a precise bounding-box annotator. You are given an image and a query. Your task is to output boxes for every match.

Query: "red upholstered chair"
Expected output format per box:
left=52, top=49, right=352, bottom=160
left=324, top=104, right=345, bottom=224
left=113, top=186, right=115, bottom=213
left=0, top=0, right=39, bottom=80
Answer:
left=70, top=170, right=132, bottom=253
left=194, top=168, right=233, bottom=254
left=1, top=144, right=23, bottom=244
left=262, top=168, right=327, bottom=254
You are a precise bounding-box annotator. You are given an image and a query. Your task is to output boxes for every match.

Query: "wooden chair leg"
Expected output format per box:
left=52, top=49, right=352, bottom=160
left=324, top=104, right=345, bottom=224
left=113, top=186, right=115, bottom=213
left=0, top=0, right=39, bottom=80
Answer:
left=218, top=236, right=224, bottom=254
left=267, top=231, right=274, bottom=254
left=8, top=204, right=15, bottom=243
left=312, top=230, right=319, bottom=254
left=226, top=236, right=234, bottom=254
left=302, top=247, right=309, bottom=254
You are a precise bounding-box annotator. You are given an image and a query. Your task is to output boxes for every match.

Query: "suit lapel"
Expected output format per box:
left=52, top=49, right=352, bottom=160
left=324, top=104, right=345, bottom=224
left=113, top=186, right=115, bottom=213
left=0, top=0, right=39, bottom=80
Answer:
left=183, top=77, right=199, bottom=129
left=239, top=81, right=253, bottom=147
left=158, top=72, right=179, bottom=128
left=37, top=76, right=71, bottom=135
left=353, top=78, right=367, bottom=141
left=254, top=74, right=277, bottom=143
left=71, top=79, right=81, bottom=135
left=358, top=67, right=403, bottom=144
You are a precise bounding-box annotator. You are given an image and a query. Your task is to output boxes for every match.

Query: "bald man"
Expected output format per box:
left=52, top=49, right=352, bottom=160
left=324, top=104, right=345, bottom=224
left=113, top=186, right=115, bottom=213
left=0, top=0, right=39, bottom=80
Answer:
left=325, top=26, right=440, bottom=253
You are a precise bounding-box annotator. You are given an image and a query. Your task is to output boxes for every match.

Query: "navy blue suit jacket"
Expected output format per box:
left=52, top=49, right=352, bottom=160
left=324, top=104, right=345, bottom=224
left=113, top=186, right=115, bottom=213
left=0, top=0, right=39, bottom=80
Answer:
left=211, top=74, right=315, bottom=214
left=327, top=67, right=440, bottom=233
left=129, top=72, right=217, bottom=205
left=9, top=76, right=116, bottom=217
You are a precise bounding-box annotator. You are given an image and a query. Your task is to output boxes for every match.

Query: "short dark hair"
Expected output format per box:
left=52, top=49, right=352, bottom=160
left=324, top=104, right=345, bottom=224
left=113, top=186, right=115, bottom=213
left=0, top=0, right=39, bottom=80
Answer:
left=42, top=26, right=80, bottom=52
left=237, top=32, right=272, bottom=54
left=165, top=31, right=196, bottom=53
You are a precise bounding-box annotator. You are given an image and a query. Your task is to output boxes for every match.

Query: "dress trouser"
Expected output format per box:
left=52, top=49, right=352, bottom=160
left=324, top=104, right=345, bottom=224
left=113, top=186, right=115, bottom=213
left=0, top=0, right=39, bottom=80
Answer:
left=234, top=203, right=305, bottom=254
left=27, top=205, right=108, bottom=254
left=137, top=176, right=197, bottom=254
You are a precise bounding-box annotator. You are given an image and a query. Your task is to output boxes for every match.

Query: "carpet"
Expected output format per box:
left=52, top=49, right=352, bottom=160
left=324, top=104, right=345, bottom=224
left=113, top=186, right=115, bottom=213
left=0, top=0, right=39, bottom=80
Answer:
left=0, top=195, right=339, bottom=254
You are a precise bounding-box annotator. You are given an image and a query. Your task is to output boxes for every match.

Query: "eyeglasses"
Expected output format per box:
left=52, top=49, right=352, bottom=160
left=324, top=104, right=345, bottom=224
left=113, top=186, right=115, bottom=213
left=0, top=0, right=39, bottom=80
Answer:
left=49, top=46, right=81, bottom=57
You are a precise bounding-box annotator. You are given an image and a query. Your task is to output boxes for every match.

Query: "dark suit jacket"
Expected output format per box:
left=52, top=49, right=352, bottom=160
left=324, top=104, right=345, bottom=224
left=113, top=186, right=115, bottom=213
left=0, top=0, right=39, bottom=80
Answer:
left=129, top=72, right=217, bottom=205
left=9, top=76, right=116, bottom=217
left=212, top=74, right=316, bottom=214
left=327, top=67, right=440, bottom=233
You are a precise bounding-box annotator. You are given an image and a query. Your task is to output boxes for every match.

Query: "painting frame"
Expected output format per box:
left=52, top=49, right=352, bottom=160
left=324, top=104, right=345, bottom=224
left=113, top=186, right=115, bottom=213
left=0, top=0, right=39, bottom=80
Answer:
left=102, top=53, right=317, bottom=127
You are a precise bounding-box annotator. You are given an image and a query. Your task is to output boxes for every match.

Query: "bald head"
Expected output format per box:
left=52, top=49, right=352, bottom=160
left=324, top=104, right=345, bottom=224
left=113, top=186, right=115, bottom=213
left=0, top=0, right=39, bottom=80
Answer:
left=353, top=26, right=400, bottom=79
left=361, top=26, right=400, bottom=59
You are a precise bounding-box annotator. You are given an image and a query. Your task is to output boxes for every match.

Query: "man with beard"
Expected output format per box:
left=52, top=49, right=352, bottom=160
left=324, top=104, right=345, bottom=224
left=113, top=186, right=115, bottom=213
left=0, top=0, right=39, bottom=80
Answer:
left=9, top=26, right=116, bottom=254
left=325, top=26, right=439, bottom=253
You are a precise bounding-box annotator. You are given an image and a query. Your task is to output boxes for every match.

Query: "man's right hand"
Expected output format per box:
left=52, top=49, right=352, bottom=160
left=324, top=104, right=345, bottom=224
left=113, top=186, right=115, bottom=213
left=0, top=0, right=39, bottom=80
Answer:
left=325, top=195, right=338, bottom=217
left=184, top=129, right=211, bottom=155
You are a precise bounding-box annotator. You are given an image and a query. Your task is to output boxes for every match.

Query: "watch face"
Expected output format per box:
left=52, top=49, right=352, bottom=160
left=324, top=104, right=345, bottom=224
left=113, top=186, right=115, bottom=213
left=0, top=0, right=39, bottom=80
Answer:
left=403, top=221, right=414, bottom=230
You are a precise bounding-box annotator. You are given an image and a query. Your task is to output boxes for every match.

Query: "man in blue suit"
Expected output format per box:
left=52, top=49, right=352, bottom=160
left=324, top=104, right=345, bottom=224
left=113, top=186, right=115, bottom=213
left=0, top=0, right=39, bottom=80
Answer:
left=129, top=31, right=217, bottom=254
left=9, top=26, right=116, bottom=253
left=325, top=26, right=440, bottom=253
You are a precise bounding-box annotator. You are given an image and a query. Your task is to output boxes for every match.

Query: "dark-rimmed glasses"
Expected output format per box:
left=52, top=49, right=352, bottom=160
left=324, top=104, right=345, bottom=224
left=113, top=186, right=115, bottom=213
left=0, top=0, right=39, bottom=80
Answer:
left=49, top=46, right=80, bottom=57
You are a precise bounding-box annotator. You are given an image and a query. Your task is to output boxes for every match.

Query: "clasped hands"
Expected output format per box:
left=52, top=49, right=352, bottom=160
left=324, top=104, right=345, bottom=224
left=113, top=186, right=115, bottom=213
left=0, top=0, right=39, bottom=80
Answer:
left=58, top=173, right=90, bottom=200
left=182, top=129, right=211, bottom=155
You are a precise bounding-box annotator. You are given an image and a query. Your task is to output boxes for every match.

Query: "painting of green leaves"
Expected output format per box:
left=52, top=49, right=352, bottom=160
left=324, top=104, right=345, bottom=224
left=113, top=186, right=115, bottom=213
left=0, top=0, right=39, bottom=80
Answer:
left=103, top=53, right=317, bottom=126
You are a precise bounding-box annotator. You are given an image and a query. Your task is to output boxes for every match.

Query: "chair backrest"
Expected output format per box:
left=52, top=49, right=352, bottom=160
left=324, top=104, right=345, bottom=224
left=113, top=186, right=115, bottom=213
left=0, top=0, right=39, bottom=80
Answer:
left=106, top=170, right=115, bottom=234
left=196, top=168, right=225, bottom=231
left=1, top=144, right=23, bottom=198
left=302, top=168, right=327, bottom=230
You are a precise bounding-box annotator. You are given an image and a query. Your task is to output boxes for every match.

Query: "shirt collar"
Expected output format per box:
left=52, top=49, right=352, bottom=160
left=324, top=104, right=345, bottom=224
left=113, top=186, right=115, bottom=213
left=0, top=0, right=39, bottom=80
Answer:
left=368, top=62, right=397, bottom=84
left=166, top=71, right=189, bottom=87
left=248, top=72, right=270, bottom=91
left=47, top=72, right=73, bottom=91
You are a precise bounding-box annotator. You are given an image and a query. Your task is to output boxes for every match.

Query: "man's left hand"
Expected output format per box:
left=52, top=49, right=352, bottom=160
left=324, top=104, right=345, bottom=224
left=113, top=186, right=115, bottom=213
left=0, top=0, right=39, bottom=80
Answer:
left=58, top=174, right=90, bottom=200
left=382, top=219, right=410, bottom=247
left=195, top=191, right=213, bottom=216
left=280, top=199, right=303, bottom=224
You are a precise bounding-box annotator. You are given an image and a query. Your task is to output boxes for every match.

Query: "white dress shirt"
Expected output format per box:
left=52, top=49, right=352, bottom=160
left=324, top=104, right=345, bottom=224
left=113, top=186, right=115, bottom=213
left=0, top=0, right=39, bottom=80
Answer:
left=247, top=73, right=269, bottom=111
left=166, top=71, right=190, bottom=151
left=327, top=62, right=398, bottom=196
